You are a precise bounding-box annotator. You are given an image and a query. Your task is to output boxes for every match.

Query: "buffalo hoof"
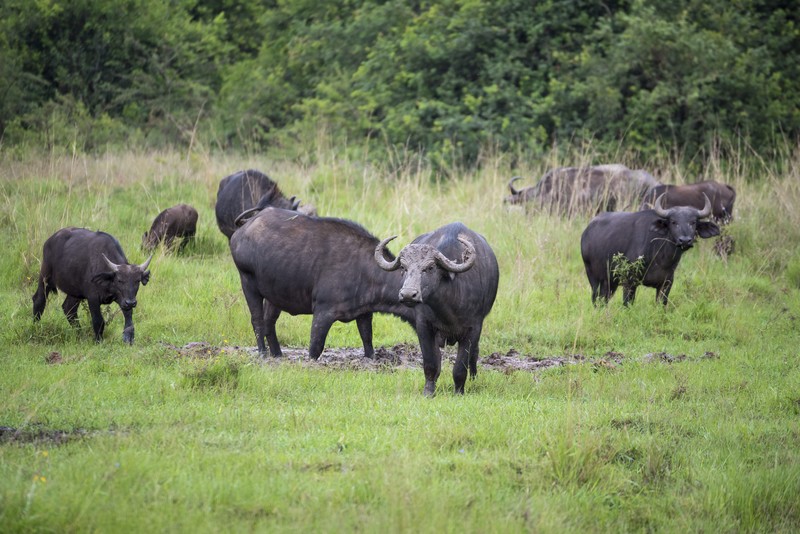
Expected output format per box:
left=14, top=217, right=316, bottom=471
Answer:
left=423, top=381, right=436, bottom=398
left=122, top=327, right=134, bottom=345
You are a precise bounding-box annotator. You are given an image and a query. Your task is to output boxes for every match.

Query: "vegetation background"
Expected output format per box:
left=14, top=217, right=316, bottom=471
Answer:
left=1, top=0, right=798, bottom=165
left=1, top=0, right=800, bottom=532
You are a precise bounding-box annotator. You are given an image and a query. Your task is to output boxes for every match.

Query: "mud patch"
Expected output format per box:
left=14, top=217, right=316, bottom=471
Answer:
left=163, top=342, right=720, bottom=374
left=45, top=351, right=63, bottom=365
left=164, top=343, right=636, bottom=373
left=0, top=425, right=89, bottom=446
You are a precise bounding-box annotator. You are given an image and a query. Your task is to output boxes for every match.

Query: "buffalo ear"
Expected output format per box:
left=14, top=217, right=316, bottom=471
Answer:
left=91, top=271, right=115, bottom=287
left=650, top=218, right=668, bottom=233
left=697, top=221, right=720, bottom=238
left=141, top=270, right=151, bottom=286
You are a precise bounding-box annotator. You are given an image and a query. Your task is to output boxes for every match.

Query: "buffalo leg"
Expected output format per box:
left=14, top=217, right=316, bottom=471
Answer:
left=87, top=299, right=105, bottom=342
left=591, top=279, right=613, bottom=305
left=179, top=230, right=195, bottom=251
left=453, top=326, right=482, bottom=395
left=657, top=276, right=674, bottom=306
left=240, top=275, right=268, bottom=355
left=468, top=325, right=482, bottom=379
left=264, top=302, right=283, bottom=357
left=590, top=281, right=603, bottom=305
left=32, top=286, right=47, bottom=321
left=121, top=307, right=135, bottom=345
left=356, top=313, right=374, bottom=359
left=622, top=285, right=637, bottom=306
left=417, top=323, right=442, bottom=397
left=452, top=339, right=472, bottom=395
left=62, top=295, right=81, bottom=327
left=308, top=312, right=335, bottom=360
left=32, top=277, right=55, bottom=321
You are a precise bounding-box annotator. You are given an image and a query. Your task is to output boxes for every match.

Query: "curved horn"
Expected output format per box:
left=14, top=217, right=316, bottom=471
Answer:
left=697, top=193, right=712, bottom=219
left=291, top=197, right=301, bottom=210
left=234, top=207, right=260, bottom=227
left=101, top=253, right=121, bottom=273
left=434, top=235, right=476, bottom=273
left=653, top=193, right=671, bottom=218
left=374, top=236, right=401, bottom=271
left=139, top=254, right=152, bottom=271
left=508, top=176, right=522, bottom=195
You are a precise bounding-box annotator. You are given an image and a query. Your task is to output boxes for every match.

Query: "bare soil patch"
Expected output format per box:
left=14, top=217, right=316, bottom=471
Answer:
left=162, top=342, right=720, bottom=373
left=0, top=425, right=89, bottom=445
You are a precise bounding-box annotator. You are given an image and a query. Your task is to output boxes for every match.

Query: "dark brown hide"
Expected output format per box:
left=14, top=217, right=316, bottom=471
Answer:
left=142, top=204, right=198, bottom=251
left=32, top=228, right=151, bottom=344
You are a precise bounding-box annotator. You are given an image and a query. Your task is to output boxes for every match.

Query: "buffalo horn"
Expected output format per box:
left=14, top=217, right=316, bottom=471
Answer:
left=374, top=236, right=402, bottom=271
left=508, top=176, right=522, bottom=195
left=139, top=254, right=152, bottom=271
left=434, top=235, right=476, bottom=273
left=234, top=207, right=259, bottom=227
left=653, top=193, right=671, bottom=218
left=291, top=197, right=301, bottom=210
left=697, top=193, right=712, bottom=219
left=101, top=253, right=121, bottom=272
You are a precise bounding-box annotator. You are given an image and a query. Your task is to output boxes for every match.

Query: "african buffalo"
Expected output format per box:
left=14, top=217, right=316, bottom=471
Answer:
left=375, top=223, right=499, bottom=396
left=32, top=228, right=152, bottom=344
left=142, top=203, right=198, bottom=251
left=215, top=169, right=302, bottom=239
left=643, top=180, right=736, bottom=223
left=580, top=194, right=719, bottom=306
left=229, top=207, right=415, bottom=361
left=505, top=164, right=660, bottom=216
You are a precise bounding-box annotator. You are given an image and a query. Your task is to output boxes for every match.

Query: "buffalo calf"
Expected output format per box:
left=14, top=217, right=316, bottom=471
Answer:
left=142, top=203, right=198, bottom=251
left=33, top=228, right=151, bottom=344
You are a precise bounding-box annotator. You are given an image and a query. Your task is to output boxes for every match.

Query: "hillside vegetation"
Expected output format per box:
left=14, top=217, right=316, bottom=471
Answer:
left=1, top=146, right=799, bottom=532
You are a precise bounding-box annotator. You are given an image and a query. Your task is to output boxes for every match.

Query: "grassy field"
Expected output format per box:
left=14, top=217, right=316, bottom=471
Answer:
left=1, top=146, right=799, bottom=532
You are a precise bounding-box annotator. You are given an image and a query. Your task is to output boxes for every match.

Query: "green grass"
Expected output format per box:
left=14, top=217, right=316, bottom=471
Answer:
left=1, top=146, right=799, bottom=532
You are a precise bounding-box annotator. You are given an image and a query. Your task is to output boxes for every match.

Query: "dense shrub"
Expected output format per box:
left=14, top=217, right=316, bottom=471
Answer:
left=1, top=0, right=798, bottom=165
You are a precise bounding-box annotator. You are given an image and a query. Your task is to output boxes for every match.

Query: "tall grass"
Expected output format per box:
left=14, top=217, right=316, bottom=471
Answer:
left=1, top=143, right=799, bottom=532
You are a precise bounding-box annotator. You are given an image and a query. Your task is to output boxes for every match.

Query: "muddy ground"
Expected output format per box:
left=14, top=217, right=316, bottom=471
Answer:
left=159, top=341, right=720, bottom=372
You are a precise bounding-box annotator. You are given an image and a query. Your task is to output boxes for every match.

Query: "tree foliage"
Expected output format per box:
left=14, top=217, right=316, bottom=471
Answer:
left=1, top=0, right=798, bottom=163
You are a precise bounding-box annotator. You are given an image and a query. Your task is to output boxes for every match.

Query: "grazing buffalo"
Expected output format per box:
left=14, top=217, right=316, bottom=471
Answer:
left=215, top=169, right=302, bottom=239
left=580, top=194, right=719, bottom=306
left=505, top=164, right=660, bottom=216
left=230, top=208, right=415, bottom=361
left=643, top=180, right=736, bottom=223
left=142, top=203, right=198, bottom=251
left=375, top=223, right=499, bottom=396
left=32, top=228, right=152, bottom=344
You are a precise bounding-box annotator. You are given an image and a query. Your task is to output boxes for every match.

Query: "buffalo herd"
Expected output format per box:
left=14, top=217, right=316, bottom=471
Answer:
left=31, top=164, right=735, bottom=395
